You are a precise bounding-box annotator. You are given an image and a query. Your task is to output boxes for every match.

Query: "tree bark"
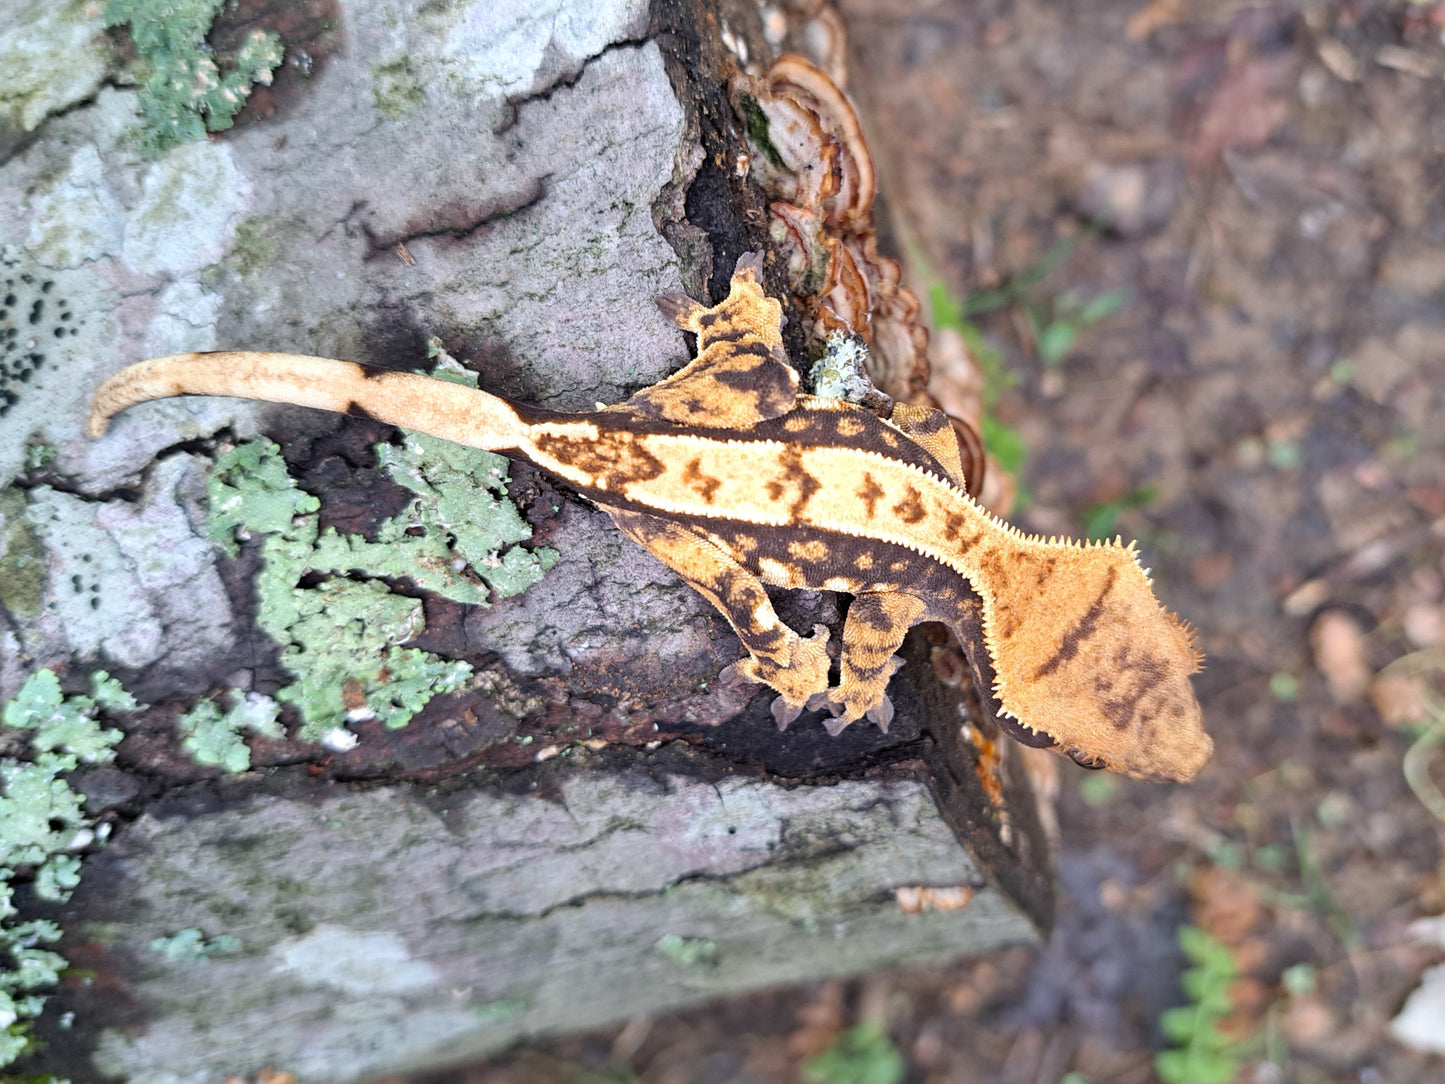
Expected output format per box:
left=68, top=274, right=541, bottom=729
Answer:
left=0, top=2, right=1051, bottom=1080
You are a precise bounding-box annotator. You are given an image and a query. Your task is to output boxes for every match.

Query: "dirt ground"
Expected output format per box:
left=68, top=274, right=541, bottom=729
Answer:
left=404, top=1, right=1445, bottom=1081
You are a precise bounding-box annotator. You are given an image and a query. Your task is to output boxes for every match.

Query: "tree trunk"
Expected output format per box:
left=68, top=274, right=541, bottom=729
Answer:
left=0, top=2, right=1051, bottom=1080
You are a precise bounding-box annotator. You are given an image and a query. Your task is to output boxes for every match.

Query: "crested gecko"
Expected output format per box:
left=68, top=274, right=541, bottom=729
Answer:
left=90, top=254, right=1210, bottom=781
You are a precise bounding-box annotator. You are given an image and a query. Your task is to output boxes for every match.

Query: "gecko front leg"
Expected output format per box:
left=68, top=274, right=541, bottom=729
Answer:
left=605, top=507, right=832, bottom=727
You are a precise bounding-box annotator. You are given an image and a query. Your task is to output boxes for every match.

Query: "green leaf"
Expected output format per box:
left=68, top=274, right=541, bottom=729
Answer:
left=1159, top=1005, right=1203, bottom=1043
left=959, top=288, right=1011, bottom=317
left=1154, top=1049, right=1190, bottom=1084
left=1180, top=927, right=1237, bottom=976
left=1037, top=321, right=1077, bottom=366
left=1080, top=288, right=1129, bottom=325
left=1181, top=969, right=1234, bottom=1013
left=1083, top=502, right=1122, bottom=541
left=802, top=1022, right=905, bottom=1084
left=981, top=415, right=1026, bottom=477
left=1189, top=1049, right=1241, bottom=1084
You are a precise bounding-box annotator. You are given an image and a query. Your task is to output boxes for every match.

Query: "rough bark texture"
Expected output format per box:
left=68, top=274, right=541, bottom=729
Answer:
left=0, top=2, right=1050, bottom=1080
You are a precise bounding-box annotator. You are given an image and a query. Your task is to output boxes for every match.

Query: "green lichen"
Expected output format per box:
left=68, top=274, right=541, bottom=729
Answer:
left=148, top=927, right=242, bottom=962
left=0, top=489, right=46, bottom=621
left=472, top=998, right=528, bottom=1024
left=654, top=933, right=718, bottom=969
left=104, top=0, right=284, bottom=157
left=228, top=216, right=276, bottom=277
left=209, top=424, right=555, bottom=743
left=371, top=57, right=424, bottom=119
left=177, top=692, right=282, bottom=773
left=21, top=445, right=56, bottom=472
left=0, top=669, right=131, bottom=1068
left=738, top=94, right=785, bottom=170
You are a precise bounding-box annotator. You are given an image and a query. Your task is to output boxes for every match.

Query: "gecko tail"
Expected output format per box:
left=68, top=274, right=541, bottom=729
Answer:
left=88, top=351, right=531, bottom=451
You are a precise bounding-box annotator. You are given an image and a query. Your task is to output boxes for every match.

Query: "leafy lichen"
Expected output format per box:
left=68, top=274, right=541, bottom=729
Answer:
left=0, top=669, right=130, bottom=1068
left=209, top=422, right=555, bottom=743
left=654, top=933, right=718, bottom=969
left=103, top=0, right=284, bottom=157
left=176, top=692, right=282, bottom=773
left=148, top=927, right=242, bottom=963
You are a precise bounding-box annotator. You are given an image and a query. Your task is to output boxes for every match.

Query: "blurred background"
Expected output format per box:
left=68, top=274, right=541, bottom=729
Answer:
left=426, top=1, right=1445, bottom=1081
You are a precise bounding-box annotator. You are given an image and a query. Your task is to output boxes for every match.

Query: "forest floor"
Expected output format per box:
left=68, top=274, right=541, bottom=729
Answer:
left=410, top=2, right=1445, bottom=1081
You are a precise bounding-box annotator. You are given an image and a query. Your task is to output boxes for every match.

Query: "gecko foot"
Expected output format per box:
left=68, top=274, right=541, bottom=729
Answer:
left=806, top=656, right=905, bottom=735
left=720, top=624, right=833, bottom=728
left=812, top=693, right=892, bottom=735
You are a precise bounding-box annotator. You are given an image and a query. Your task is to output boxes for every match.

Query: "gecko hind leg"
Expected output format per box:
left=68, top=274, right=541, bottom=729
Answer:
left=605, top=507, right=832, bottom=726
left=807, top=591, right=927, bottom=735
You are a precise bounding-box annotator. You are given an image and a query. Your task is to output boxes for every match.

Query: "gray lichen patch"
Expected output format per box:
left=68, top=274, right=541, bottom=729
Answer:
left=21, top=454, right=235, bottom=680
left=1, top=129, right=254, bottom=488
left=274, top=926, right=441, bottom=995
left=417, top=43, right=687, bottom=411
left=121, top=141, right=250, bottom=276
left=147, top=279, right=222, bottom=355
left=0, top=249, right=97, bottom=477
left=24, top=146, right=123, bottom=269
left=0, top=2, right=109, bottom=141
left=0, top=243, right=229, bottom=497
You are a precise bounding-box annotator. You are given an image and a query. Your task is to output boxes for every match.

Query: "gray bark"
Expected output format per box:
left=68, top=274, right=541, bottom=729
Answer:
left=0, top=2, right=1050, bottom=1080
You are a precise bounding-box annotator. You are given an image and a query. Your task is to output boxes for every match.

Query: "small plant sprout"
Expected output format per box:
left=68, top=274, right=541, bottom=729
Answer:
left=1155, top=925, right=1245, bottom=1084
left=802, top=1020, right=905, bottom=1084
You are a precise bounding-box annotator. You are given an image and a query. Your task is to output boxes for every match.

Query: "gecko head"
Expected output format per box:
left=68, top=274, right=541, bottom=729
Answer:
left=983, top=537, right=1209, bottom=782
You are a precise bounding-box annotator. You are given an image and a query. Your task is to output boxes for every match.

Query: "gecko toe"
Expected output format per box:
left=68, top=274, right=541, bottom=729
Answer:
left=821, top=714, right=851, bottom=737
left=733, top=250, right=765, bottom=279
left=655, top=292, right=704, bottom=328
left=771, top=696, right=803, bottom=730
left=718, top=661, right=754, bottom=687
left=864, top=695, right=895, bottom=733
